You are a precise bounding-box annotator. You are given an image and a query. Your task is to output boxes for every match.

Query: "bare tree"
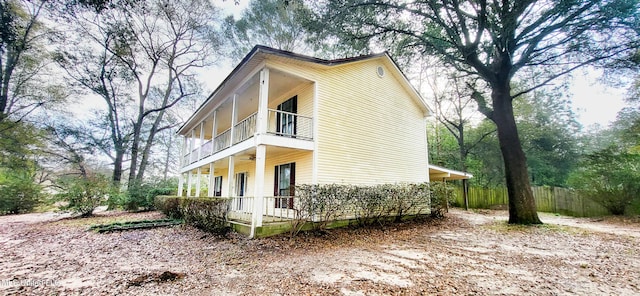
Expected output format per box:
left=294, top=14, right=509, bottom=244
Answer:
left=56, top=0, right=223, bottom=186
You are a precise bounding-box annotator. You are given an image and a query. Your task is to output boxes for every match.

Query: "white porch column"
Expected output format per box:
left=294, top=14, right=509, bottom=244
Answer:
left=208, top=162, right=215, bottom=197
left=186, top=171, right=193, bottom=197
left=227, top=156, right=235, bottom=197
left=229, top=94, right=238, bottom=145
left=195, top=167, right=202, bottom=197
left=256, top=68, right=270, bottom=135
left=198, top=122, right=204, bottom=160
left=250, top=144, right=267, bottom=237
left=177, top=173, right=184, bottom=197
left=190, top=129, right=196, bottom=163
left=211, top=111, right=217, bottom=152
left=179, top=135, right=186, bottom=168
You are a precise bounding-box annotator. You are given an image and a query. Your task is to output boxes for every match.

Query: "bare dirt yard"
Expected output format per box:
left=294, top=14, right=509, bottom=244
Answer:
left=1, top=208, right=639, bottom=295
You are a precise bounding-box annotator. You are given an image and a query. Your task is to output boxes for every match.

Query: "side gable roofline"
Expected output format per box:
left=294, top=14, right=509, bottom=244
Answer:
left=178, top=45, right=432, bottom=134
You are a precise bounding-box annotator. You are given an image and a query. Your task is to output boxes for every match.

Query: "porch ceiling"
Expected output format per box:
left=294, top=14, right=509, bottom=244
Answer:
left=191, top=146, right=309, bottom=175
left=429, top=164, right=473, bottom=181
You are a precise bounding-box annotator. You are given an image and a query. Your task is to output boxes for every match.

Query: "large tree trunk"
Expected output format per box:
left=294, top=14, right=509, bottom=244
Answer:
left=136, top=109, right=167, bottom=182
left=112, top=147, right=124, bottom=186
left=127, top=120, right=142, bottom=187
left=492, top=85, right=542, bottom=224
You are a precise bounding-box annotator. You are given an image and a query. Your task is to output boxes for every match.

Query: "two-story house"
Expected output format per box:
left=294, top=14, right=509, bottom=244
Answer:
left=176, top=46, right=444, bottom=237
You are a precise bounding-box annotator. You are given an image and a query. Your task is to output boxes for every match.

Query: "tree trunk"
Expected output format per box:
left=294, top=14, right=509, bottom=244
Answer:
left=113, top=147, right=124, bottom=186
left=162, top=132, right=173, bottom=181
left=127, top=120, right=142, bottom=187
left=136, top=109, right=167, bottom=182
left=491, top=85, right=542, bottom=224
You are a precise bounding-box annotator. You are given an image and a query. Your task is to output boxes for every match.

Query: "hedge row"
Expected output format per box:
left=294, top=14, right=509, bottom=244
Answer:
left=295, top=182, right=454, bottom=229
left=155, top=196, right=230, bottom=235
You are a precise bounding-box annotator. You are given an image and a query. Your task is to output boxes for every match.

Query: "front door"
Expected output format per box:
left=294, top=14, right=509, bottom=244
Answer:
left=277, top=96, right=297, bottom=137
left=274, top=163, right=295, bottom=209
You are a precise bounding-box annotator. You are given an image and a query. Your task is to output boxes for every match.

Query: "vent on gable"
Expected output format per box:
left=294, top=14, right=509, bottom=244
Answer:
left=376, top=66, right=385, bottom=77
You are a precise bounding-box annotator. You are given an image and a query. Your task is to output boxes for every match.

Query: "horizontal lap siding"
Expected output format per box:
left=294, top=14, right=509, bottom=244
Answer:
left=268, top=82, right=314, bottom=118
left=264, top=57, right=428, bottom=186
left=263, top=150, right=313, bottom=196
left=316, top=61, right=428, bottom=185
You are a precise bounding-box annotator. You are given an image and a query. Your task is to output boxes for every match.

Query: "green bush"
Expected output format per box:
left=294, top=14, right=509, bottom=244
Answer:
left=154, top=196, right=229, bottom=235
left=429, top=182, right=455, bottom=218
left=121, top=179, right=178, bottom=211
left=56, top=174, right=112, bottom=217
left=179, top=197, right=230, bottom=235
left=568, top=147, right=640, bottom=215
left=155, top=196, right=182, bottom=219
left=0, top=171, right=41, bottom=215
left=295, top=183, right=434, bottom=230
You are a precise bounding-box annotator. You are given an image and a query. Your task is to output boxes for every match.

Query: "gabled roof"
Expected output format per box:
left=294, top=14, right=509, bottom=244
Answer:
left=178, top=45, right=432, bottom=134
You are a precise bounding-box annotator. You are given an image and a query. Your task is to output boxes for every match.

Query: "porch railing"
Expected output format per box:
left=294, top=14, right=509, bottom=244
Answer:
left=182, top=110, right=314, bottom=168
left=227, top=196, right=299, bottom=224
left=213, top=128, right=231, bottom=153
left=227, top=196, right=254, bottom=223
left=200, top=139, right=213, bottom=160
left=233, top=112, right=257, bottom=144
left=267, top=109, right=313, bottom=140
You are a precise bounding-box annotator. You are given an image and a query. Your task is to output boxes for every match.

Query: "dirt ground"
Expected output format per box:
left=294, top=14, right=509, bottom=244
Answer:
left=1, top=209, right=639, bottom=296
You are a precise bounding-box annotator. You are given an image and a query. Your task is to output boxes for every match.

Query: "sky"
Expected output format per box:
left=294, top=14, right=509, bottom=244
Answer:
left=568, top=70, right=628, bottom=127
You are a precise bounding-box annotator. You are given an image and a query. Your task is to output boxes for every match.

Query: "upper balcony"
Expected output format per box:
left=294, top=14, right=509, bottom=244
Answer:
left=180, top=67, right=314, bottom=170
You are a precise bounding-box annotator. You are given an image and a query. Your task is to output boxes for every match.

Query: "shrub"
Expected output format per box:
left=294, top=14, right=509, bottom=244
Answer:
left=295, top=183, right=433, bottom=230
left=429, top=182, right=455, bottom=218
left=154, top=196, right=230, bottom=235
left=179, top=197, right=230, bottom=235
left=568, top=147, right=640, bottom=215
left=56, top=174, right=112, bottom=217
left=0, top=171, right=41, bottom=215
left=122, top=179, right=178, bottom=211
left=155, top=196, right=182, bottom=219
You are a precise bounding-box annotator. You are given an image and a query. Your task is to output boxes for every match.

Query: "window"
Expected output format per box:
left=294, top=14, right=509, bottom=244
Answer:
left=274, top=163, right=295, bottom=209
left=213, top=176, right=222, bottom=197
left=276, top=96, right=297, bottom=137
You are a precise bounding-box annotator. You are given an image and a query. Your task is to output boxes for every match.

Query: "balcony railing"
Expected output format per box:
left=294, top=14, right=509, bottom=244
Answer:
left=267, top=109, right=313, bottom=140
left=233, top=112, right=257, bottom=144
left=200, top=140, right=213, bottom=160
left=182, top=111, right=313, bottom=168
left=214, top=128, right=231, bottom=153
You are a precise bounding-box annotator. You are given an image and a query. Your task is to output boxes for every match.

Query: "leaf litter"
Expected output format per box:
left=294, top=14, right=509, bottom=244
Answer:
left=0, top=209, right=638, bottom=295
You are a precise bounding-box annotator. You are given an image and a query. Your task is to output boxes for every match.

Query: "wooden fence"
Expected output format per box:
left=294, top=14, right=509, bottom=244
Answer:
left=454, top=186, right=610, bottom=217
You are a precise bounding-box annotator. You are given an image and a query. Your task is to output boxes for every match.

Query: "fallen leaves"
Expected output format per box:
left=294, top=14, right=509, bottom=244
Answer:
left=0, top=209, right=638, bottom=295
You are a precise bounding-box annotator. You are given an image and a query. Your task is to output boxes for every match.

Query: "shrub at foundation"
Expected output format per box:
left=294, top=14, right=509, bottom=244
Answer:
left=155, top=196, right=229, bottom=235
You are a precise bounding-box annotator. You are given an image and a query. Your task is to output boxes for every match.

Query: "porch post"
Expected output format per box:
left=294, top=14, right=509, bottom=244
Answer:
left=211, top=111, right=217, bottom=152
left=195, top=167, right=202, bottom=197
left=256, top=68, right=269, bottom=135
left=187, top=171, right=193, bottom=197
left=177, top=173, right=184, bottom=197
left=208, top=162, right=215, bottom=197
left=227, top=156, right=235, bottom=197
left=229, top=94, right=238, bottom=145
left=251, top=144, right=266, bottom=237
left=198, top=122, right=204, bottom=160
left=190, top=129, right=196, bottom=164
left=179, top=135, right=186, bottom=168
